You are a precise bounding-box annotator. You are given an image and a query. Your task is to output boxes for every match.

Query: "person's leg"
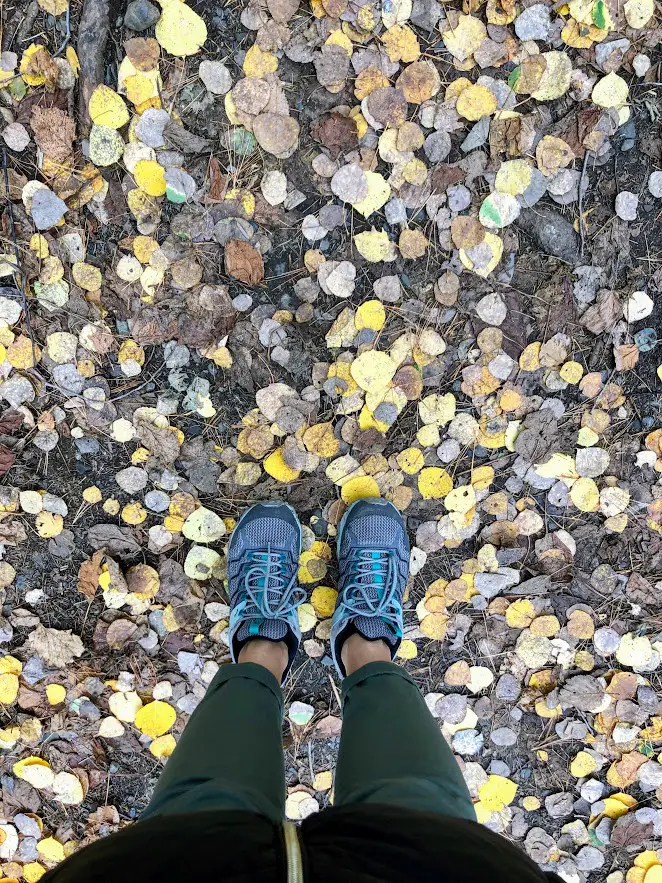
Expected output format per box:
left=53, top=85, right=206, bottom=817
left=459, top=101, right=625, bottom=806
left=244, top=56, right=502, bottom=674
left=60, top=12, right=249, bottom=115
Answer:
left=143, top=640, right=288, bottom=820
left=143, top=501, right=306, bottom=822
left=334, top=634, right=476, bottom=819
left=329, top=498, right=475, bottom=820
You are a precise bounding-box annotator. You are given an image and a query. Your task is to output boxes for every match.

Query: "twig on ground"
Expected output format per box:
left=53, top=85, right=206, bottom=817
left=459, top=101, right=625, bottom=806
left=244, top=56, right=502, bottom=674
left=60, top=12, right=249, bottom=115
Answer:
left=77, top=0, right=110, bottom=134
left=2, top=0, right=39, bottom=52
left=2, top=147, right=38, bottom=364
left=54, top=5, right=71, bottom=56
left=578, top=150, right=591, bottom=257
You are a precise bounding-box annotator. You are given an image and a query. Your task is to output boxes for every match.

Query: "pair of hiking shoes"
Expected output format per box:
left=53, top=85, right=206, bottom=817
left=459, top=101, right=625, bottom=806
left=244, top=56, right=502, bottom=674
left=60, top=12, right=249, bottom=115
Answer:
left=227, top=499, right=410, bottom=681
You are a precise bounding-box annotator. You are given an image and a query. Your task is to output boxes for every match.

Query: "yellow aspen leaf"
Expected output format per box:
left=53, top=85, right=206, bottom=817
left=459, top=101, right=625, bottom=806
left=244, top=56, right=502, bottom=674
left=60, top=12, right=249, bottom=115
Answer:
left=0, top=655, right=21, bottom=675
left=23, top=862, right=46, bottom=883
left=471, top=465, right=494, bottom=490
left=88, top=85, right=130, bottom=129
left=313, top=770, right=333, bottom=791
left=478, top=775, right=517, bottom=812
left=634, top=853, right=660, bottom=870
left=121, top=501, right=147, bottom=524
left=311, top=586, right=338, bottom=618
left=30, top=234, right=50, bottom=258
left=72, top=262, right=102, bottom=291
left=150, top=734, right=177, bottom=758
left=134, top=159, right=166, bottom=196
left=420, top=612, right=448, bottom=639
left=155, top=0, right=207, bottom=57
left=352, top=172, right=391, bottom=219
left=381, top=25, right=420, bottom=63
left=456, top=84, right=498, bottom=121
left=350, top=350, right=397, bottom=393
left=39, top=0, right=69, bottom=13
left=355, top=299, right=386, bottom=331
left=396, top=447, right=425, bottom=475
left=519, top=341, right=541, bottom=371
left=134, top=700, right=176, bottom=738
left=560, top=361, right=583, bottom=383
left=35, top=512, right=63, bottom=538
left=592, top=72, right=628, bottom=108
left=37, top=837, right=65, bottom=864
left=264, top=448, right=301, bottom=483
left=7, top=335, right=40, bottom=369
left=0, top=673, right=18, bottom=704
left=397, top=639, right=418, bottom=659
left=570, top=477, right=600, bottom=512
left=441, top=15, right=486, bottom=61
left=505, top=599, right=535, bottom=629
left=243, top=43, right=278, bottom=77
left=354, top=229, right=392, bottom=262
left=418, top=467, right=453, bottom=499
left=570, top=750, right=598, bottom=777
left=444, top=485, right=476, bottom=514
left=303, top=423, right=340, bottom=458
left=298, top=602, right=317, bottom=633
left=341, top=475, right=380, bottom=503
left=46, top=684, right=66, bottom=705
left=82, top=486, right=102, bottom=504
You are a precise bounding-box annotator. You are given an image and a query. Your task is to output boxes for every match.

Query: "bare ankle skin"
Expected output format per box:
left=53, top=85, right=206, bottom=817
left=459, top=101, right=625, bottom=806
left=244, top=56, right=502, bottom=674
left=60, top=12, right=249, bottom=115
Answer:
left=238, top=639, right=288, bottom=683
left=341, top=633, right=391, bottom=676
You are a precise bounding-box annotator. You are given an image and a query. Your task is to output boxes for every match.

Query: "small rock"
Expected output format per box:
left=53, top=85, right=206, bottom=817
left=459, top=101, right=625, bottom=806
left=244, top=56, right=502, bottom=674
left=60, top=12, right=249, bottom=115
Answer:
left=593, top=627, right=620, bottom=656
left=516, top=206, right=580, bottom=263
left=580, top=779, right=605, bottom=803
left=496, top=673, right=521, bottom=702
left=437, top=693, right=467, bottom=724
left=31, top=188, right=67, bottom=230
left=639, top=760, right=662, bottom=791
left=452, top=729, right=484, bottom=755
left=199, top=60, right=233, bottom=95
left=633, top=53, right=651, bottom=76
left=124, top=0, right=160, bottom=31
left=474, top=568, right=519, bottom=598
left=648, top=171, right=662, bottom=199
left=575, top=846, right=604, bottom=871
left=490, top=726, right=517, bottom=746
left=476, top=292, right=507, bottom=326
left=615, top=191, right=638, bottom=221
left=515, top=4, right=551, bottom=40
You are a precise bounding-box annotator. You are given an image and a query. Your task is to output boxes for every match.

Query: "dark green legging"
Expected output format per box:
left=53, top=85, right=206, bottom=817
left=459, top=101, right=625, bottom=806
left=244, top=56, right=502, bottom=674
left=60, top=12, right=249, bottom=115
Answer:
left=142, top=660, right=475, bottom=822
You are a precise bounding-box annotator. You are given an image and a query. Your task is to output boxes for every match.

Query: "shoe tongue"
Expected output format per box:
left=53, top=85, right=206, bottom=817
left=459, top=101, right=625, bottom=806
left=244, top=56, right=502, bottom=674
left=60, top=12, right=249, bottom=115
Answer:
left=237, top=618, right=288, bottom=643
left=354, top=615, right=398, bottom=648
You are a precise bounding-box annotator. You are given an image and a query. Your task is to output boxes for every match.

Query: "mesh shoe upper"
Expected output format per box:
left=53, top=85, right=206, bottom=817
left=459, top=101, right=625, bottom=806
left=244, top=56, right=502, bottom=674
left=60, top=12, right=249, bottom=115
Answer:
left=228, top=504, right=304, bottom=681
left=332, top=499, right=410, bottom=677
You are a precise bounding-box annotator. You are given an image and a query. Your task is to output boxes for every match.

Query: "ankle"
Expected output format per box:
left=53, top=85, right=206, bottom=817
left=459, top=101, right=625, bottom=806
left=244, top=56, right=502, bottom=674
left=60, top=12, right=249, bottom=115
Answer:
left=341, top=633, right=391, bottom=676
left=238, top=639, right=288, bottom=682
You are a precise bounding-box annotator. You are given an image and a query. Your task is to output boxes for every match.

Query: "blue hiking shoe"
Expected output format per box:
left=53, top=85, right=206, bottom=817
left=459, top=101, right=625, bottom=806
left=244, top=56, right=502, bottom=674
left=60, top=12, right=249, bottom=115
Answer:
left=331, top=498, right=410, bottom=678
left=228, top=502, right=305, bottom=683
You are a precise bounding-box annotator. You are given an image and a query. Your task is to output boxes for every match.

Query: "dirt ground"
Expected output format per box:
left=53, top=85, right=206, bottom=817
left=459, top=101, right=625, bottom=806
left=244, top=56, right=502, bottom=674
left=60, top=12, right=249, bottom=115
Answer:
left=0, top=0, right=660, bottom=878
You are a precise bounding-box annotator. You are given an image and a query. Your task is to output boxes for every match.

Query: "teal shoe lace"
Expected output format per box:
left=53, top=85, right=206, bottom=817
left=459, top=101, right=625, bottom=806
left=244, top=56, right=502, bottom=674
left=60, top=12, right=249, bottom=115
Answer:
left=340, top=549, right=400, bottom=619
left=239, top=549, right=306, bottom=619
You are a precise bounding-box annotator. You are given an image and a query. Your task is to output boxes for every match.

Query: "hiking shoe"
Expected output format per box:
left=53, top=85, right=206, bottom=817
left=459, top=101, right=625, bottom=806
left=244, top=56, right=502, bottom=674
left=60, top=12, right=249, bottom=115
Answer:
left=331, top=498, right=410, bottom=678
left=228, top=502, right=305, bottom=682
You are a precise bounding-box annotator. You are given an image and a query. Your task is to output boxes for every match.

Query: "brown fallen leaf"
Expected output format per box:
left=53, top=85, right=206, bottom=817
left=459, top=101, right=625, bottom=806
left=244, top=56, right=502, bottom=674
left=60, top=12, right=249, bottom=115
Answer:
left=77, top=550, right=103, bottom=599
left=224, top=239, right=264, bottom=284
left=21, top=624, right=85, bottom=668
left=0, top=445, right=15, bottom=478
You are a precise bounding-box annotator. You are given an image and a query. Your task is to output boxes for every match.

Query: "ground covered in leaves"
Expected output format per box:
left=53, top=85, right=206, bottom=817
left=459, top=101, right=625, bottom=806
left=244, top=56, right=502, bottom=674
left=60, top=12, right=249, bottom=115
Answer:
left=0, top=0, right=659, bottom=877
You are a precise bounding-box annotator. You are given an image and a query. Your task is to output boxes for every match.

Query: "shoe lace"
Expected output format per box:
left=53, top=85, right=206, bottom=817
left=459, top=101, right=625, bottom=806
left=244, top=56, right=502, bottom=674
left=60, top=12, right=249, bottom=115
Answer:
left=340, top=549, right=400, bottom=618
left=239, top=548, right=305, bottom=618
